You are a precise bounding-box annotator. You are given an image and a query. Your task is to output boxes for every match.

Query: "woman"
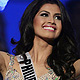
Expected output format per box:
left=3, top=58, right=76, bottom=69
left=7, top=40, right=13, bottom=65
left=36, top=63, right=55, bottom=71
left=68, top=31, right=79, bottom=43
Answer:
left=0, top=0, right=80, bottom=80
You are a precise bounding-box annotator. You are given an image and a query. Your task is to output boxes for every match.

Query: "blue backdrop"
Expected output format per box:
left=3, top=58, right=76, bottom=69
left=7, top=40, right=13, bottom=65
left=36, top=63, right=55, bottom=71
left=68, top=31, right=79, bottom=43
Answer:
left=0, top=0, right=78, bottom=54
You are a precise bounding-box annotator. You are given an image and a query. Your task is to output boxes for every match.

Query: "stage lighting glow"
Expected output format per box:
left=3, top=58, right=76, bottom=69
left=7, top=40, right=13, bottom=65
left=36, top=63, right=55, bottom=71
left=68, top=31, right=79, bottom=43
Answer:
left=0, top=0, right=9, bottom=11
left=60, top=0, right=70, bottom=4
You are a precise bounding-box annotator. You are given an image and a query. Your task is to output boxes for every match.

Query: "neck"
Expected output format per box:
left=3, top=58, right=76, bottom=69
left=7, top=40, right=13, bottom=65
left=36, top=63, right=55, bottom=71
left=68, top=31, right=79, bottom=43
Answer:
left=29, top=36, right=53, bottom=64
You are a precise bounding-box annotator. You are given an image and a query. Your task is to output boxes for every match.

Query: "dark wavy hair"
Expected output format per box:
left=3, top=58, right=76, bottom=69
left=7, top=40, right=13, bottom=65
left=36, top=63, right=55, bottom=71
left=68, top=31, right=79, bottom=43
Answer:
left=11, top=0, right=78, bottom=79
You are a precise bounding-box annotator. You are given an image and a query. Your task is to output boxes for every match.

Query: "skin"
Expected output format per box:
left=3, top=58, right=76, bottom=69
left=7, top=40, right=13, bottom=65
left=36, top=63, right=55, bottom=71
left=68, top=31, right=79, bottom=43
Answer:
left=33, top=4, right=62, bottom=42
left=30, top=4, right=62, bottom=77
left=0, top=3, right=80, bottom=79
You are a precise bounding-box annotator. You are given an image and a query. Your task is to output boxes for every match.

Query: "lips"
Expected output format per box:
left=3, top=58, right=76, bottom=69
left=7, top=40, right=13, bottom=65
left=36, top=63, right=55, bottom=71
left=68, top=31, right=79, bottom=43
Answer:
left=42, top=25, right=56, bottom=32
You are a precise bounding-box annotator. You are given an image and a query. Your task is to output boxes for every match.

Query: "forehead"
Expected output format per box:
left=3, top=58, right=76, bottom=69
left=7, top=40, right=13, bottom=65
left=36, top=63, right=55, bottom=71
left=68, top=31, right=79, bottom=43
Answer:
left=38, top=3, right=61, bottom=13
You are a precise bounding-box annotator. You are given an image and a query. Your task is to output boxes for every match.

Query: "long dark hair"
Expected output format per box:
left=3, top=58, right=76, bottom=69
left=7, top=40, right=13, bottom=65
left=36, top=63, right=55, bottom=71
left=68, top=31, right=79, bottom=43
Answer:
left=11, top=0, right=78, bottom=79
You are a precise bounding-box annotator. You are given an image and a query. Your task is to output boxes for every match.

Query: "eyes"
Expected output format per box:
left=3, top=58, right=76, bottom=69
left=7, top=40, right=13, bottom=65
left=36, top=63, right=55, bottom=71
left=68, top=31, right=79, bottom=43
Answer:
left=40, top=13, right=61, bottom=20
left=40, top=13, right=48, bottom=17
left=54, top=16, right=61, bottom=20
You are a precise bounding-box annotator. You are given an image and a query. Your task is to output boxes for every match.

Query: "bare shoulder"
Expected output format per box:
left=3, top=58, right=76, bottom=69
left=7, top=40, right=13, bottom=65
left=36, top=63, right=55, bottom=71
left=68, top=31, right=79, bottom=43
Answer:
left=0, top=51, right=10, bottom=71
left=0, top=51, right=7, bottom=63
left=73, top=59, right=80, bottom=79
left=0, top=51, right=10, bottom=61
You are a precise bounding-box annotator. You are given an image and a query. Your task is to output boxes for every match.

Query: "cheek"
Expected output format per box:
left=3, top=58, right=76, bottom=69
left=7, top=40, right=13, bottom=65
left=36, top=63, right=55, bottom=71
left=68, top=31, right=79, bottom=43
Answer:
left=33, top=17, right=42, bottom=33
left=33, top=18, right=38, bottom=27
left=56, top=21, right=62, bottom=37
left=33, top=16, right=42, bottom=28
left=57, top=21, right=62, bottom=31
left=59, top=23, right=62, bottom=31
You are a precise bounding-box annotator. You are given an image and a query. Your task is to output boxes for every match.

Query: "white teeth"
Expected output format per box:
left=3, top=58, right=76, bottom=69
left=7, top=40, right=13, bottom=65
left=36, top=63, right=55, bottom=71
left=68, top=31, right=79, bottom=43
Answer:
left=43, top=27, right=54, bottom=30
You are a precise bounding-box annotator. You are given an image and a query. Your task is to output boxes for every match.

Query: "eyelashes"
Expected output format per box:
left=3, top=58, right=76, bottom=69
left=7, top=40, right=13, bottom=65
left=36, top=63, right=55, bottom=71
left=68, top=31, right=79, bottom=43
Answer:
left=40, top=13, right=49, bottom=17
left=54, top=16, right=62, bottom=20
left=40, top=13, right=61, bottom=20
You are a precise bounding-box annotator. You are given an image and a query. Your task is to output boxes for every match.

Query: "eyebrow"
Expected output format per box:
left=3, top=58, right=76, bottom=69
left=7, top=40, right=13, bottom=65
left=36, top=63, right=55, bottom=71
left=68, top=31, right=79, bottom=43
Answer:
left=54, top=13, right=61, bottom=16
left=39, top=10, right=50, bottom=14
left=39, top=10, right=61, bottom=15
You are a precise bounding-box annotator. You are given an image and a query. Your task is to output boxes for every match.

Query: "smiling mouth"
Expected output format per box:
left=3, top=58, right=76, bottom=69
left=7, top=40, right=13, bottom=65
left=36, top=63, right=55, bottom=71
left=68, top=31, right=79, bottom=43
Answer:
left=43, top=25, right=56, bottom=32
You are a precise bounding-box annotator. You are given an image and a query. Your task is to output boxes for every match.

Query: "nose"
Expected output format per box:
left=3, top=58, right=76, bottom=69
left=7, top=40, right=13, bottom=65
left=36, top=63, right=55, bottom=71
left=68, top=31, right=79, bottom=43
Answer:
left=48, top=17, right=56, bottom=25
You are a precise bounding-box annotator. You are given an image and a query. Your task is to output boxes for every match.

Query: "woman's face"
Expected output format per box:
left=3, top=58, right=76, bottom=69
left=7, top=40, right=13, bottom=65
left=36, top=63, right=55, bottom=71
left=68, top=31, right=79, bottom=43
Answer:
left=33, top=3, right=62, bottom=41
